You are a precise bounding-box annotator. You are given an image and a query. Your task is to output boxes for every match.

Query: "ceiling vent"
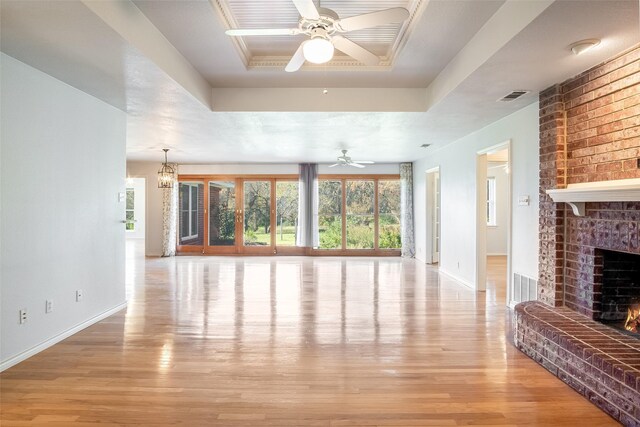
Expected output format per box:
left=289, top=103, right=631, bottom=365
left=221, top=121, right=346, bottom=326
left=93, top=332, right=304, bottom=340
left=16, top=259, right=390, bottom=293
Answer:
left=498, top=90, right=530, bottom=102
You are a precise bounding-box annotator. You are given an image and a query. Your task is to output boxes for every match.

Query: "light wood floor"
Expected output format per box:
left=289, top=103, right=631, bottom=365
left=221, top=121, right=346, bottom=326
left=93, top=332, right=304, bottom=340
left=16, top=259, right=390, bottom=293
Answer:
left=0, top=244, right=618, bottom=426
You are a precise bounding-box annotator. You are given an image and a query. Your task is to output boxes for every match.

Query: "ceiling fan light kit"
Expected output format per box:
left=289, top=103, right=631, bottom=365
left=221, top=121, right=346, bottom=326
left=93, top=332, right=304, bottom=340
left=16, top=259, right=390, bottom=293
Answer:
left=225, top=0, right=409, bottom=72
left=303, top=30, right=334, bottom=64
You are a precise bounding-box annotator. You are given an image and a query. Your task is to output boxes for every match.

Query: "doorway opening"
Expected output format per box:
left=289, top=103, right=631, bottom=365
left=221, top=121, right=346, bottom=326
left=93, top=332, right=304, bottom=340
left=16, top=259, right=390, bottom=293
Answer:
left=476, top=143, right=510, bottom=304
left=425, top=167, right=440, bottom=264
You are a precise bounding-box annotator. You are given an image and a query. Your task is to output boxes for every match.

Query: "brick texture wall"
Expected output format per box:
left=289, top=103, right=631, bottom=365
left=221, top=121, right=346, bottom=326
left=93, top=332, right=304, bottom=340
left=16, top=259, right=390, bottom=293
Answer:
left=538, top=85, right=566, bottom=307
left=539, top=45, right=640, bottom=310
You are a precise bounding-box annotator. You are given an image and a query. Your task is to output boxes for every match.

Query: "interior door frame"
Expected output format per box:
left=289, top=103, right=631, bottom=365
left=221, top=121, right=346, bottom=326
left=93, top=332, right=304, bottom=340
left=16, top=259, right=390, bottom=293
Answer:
left=425, top=167, right=440, bottom=264
left=475, top=141, right=512, bottom=300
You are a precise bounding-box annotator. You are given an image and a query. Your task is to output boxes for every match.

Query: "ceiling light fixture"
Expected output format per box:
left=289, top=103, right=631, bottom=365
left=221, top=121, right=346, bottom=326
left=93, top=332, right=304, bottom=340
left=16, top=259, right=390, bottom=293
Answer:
left=302, top=29, right=334, bottom=64
left=157, top=148, right=175, bottom=188
left=569, top=39, right=601, bottom=56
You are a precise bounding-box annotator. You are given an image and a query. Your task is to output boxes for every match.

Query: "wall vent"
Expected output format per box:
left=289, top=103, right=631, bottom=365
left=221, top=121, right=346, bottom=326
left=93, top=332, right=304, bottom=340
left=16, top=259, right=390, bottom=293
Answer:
left=498, top=90, right=530, bottom=102
left=513, top=272, right=537, bottom=303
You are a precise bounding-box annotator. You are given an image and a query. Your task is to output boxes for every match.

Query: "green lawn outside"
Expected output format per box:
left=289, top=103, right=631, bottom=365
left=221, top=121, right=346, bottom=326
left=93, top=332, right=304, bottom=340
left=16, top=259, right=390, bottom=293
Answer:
left=244, top=225, right=297, bottom=246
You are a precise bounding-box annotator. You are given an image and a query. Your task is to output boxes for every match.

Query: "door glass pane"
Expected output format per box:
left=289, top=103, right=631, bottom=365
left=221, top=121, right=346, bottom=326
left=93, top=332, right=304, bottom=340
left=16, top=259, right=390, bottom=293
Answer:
left=276, top=181, right=298, bottom=246
left=126, top=188, right=134, bottom=210
left=125, top=188, right=135, bottom=231
left=378, top=180, right=401, bottom=249
left=346, top=180, right=374, bottom=249
left=178, top=182, right=204, bottom=246
left=318, top=180, right=342, bottom=249
left=244, top=181, right=271, bottom=246
left=209, top=181, right=236, bottom=246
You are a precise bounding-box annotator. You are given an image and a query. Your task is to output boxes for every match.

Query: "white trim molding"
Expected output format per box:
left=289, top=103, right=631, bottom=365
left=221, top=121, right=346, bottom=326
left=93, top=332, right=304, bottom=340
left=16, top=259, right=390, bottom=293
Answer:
left=0, top=302, right=127, bottom=372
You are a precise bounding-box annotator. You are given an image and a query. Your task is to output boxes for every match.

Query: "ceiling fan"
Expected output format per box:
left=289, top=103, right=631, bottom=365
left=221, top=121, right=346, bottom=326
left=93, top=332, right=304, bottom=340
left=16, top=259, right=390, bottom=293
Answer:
left=225, top=0, right=410, bottom=72
left=329, top=150, right=374, bottom=168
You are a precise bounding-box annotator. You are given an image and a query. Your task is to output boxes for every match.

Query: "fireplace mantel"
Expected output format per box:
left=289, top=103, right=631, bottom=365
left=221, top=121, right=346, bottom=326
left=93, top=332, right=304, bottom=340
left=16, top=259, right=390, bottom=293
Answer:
left=546, top=178, right=640, bottom=216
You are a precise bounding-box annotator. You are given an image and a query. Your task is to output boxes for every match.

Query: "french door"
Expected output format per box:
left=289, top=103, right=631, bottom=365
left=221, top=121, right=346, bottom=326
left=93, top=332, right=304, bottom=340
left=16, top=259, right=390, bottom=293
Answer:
left=177, top=176, right=301, bottom=254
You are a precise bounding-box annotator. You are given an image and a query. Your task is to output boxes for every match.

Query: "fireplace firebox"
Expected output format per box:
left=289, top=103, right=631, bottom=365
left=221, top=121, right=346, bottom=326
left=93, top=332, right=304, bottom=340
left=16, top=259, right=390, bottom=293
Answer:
left=597, top=249, right=640, bottom=335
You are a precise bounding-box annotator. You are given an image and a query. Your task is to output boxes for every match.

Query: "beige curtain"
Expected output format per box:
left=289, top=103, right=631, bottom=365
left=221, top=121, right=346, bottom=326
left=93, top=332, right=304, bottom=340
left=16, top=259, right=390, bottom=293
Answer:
left=161, top=163, right=178, bottom=257
left=400, top=162, right=416, bottom=258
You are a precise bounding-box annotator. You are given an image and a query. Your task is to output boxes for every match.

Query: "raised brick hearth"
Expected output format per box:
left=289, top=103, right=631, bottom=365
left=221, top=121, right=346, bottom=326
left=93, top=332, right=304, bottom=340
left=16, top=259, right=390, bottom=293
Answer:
left=515, top=44, right=640, bottom=426
left=515, top=302, right=640, bottom=425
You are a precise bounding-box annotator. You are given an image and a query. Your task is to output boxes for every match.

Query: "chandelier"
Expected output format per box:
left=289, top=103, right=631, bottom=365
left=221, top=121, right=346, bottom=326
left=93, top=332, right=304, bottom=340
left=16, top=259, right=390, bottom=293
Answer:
left=157, top=148, right=175, bottom=188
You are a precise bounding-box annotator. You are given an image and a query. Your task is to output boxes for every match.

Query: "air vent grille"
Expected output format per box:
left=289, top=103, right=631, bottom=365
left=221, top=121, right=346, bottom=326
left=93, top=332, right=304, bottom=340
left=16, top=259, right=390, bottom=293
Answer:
left=498, top=90, right=530, bottom=102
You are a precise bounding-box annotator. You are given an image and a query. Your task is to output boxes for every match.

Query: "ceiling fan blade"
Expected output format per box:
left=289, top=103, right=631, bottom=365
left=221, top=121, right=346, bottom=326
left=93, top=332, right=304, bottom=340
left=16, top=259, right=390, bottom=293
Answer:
left=226, top=28, right=300, bottom=36
left=335, top=7, right=410, bottom=32
left=328, top=163, right=340, bottom=168
left=285, top=42, right=307, bottom=72
left=292, top=0, right=320, bottom=19
left=353, top=161, right=374, bottom=164
left=332, top=36, right=379, bottom=66
left=350, top=163, right=366, bottom=168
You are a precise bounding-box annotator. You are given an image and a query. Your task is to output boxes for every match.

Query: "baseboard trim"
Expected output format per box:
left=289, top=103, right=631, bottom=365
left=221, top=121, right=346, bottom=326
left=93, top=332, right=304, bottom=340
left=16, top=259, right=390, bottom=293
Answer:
left=0, top=301, right=127, bottom=372
left=438, top=268, right=474, bottom=290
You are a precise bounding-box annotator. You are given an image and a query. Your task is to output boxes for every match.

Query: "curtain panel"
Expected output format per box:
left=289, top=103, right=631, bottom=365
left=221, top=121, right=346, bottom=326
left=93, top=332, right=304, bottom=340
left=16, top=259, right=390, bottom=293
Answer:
left=296, top=163, right=319, bottom=248
left=400, top=162, right=416, bottom=258
left=161, top=163, right=178, bottom=257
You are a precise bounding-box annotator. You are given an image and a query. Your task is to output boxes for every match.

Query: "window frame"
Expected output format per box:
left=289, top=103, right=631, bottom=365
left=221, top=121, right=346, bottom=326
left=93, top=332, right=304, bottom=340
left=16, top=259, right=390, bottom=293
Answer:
left=180, top=182, right=199, bottom=240
left=315, top=174, right=401, bottom=253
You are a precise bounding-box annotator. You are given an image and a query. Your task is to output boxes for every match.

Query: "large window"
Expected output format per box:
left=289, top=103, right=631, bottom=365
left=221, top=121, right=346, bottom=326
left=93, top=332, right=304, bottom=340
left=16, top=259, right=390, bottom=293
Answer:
left=487, top=177, right=497, bottom=226
left=318, top=180, right=342, bottom=249
left=276, top=181, right=299, bottom=246
left=378, top=180, right=401, bottom=249
left=125, top=187, right=135, bottom=231
left=317, top=177, right=400, bottom=251
left=179, top=182, right=200, bottom=243
left=346, top=180, right=374, bottom=249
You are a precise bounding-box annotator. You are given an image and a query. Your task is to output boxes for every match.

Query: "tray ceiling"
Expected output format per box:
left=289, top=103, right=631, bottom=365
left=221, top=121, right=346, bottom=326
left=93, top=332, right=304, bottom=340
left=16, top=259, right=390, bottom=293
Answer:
left=213, top=0, right=424, bottom=69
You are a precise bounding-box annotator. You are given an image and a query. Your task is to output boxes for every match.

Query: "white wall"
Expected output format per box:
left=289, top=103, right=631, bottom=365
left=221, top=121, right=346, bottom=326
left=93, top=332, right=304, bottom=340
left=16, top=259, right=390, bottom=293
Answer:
left=129, top=162, right=401, bottom=256
left=126, top=178, right=146, bottom=239
left=1, top=54, right=127, bottom=370
left=487, top=162, right=509, bottom=255
left=414, top=102, right=539, bottom=290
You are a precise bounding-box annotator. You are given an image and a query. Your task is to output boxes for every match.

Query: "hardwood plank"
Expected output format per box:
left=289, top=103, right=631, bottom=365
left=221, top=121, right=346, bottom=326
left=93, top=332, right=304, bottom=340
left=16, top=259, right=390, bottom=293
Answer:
left=0, top=247, right=619, bottom=426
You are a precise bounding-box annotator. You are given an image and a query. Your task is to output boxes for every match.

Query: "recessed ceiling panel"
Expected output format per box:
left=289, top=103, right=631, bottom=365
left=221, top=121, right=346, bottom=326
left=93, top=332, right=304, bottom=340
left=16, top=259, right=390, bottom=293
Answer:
left=215, top=0, right=421, bottom=69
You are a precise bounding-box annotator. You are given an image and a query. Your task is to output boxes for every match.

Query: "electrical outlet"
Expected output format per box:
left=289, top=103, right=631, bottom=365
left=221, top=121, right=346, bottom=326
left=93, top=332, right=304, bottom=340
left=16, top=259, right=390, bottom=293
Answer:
left=76, top=290, right=83, bottom=302
left=45, top=300, right=53, bottom=313
left=19, top=309, right=27, bottom=324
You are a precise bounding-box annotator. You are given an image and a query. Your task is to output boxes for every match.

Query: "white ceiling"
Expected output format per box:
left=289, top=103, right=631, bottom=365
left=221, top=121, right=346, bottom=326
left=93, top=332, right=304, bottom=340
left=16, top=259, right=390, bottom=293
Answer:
left=1, top=0, right=639, bottom=164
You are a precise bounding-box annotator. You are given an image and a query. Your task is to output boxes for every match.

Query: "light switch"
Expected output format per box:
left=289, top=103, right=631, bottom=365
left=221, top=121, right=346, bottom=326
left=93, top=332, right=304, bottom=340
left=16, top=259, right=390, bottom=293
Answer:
left=518, top=195, right=530, bottom=206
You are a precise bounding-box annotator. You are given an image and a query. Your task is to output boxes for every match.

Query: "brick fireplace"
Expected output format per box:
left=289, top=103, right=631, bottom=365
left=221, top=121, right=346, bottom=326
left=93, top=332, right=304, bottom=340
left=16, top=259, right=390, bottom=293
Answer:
left=515, top=44, right=640, bottom=426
